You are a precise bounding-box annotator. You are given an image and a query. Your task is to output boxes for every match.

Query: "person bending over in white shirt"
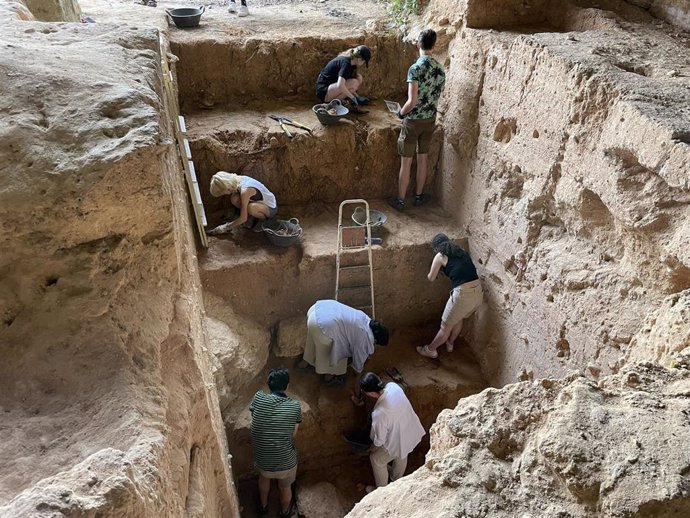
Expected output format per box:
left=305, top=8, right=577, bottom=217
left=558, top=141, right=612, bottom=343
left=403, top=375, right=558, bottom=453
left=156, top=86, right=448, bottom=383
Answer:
left=298, top=300, right=389, bottom=395
left=359, top=372, right=425, bottom=493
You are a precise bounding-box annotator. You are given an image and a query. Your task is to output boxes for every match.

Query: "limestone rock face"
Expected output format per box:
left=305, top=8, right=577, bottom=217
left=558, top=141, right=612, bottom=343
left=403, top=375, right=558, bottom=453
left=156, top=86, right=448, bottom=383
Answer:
left=276, top=316, right=307, bottom=358
left=0, top=0, right=34, bottom=20
left=433, top=0, right=690, bottom=386
left=23, top=0, right=81, bottom=21
left=644, top=0, right=690, bottom=30
left=348, top=361, right=690, bottom=517
left=204, top=293, right=271, bottom=412
left=626, top=289, right=690, bottom=366
left=297, top=482, right=348, bottom=518
left=0, top=22, right=237, bottom=517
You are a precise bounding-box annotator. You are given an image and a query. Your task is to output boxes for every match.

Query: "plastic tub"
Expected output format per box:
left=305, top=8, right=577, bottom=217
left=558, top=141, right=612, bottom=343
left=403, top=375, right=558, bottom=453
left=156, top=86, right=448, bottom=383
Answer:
left=351, top=207, right=387, bottom=228
left=313, top=99, right=349, bottom=125
left=261, top=218, right=303, bottom=247
left=166, top=6, right=205, bottom=28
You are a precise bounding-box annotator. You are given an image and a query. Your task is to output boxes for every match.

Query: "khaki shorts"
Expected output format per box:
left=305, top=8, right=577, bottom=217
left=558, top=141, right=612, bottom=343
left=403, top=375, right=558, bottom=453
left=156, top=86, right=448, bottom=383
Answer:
left=442, top=280, right=483, bottom=326
left=259, top=465, right=297, bottom=488
left=398, top=117, right=436, bottom=157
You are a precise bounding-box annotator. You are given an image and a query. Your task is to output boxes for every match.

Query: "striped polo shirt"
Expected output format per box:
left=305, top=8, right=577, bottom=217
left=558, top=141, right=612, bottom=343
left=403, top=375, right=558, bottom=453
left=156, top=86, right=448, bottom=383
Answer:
left=250, top=391, right=302, bottom=472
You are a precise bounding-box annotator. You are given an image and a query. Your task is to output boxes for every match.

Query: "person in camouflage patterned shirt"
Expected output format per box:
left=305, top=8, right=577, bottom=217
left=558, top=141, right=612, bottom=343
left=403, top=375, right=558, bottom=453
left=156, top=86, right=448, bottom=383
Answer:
left=388, top=29, right=446, bottom=212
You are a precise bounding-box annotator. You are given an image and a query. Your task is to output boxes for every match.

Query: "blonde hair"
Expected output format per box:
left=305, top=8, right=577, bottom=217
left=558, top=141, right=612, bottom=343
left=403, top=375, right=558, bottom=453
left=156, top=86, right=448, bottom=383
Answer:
left=340, top=46, right=365, bottom=61
left=210, top=171, right=241, bottom=197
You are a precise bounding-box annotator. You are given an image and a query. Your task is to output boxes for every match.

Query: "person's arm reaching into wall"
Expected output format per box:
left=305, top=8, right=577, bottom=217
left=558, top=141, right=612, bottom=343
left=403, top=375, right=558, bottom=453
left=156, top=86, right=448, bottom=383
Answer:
left=427, top=252, right=446, bottom=282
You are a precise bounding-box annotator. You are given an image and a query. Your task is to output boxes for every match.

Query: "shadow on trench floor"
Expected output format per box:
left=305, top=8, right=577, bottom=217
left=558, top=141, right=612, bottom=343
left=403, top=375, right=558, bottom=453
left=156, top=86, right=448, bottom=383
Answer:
left=232, top=323, right=488, bottom=517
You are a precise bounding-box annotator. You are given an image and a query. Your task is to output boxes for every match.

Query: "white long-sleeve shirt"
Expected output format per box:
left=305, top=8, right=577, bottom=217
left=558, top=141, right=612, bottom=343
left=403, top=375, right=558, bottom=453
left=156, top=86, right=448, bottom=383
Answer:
left=370, top=382, right=425, bottom=458
left=314, top=299, right=374, bottom=373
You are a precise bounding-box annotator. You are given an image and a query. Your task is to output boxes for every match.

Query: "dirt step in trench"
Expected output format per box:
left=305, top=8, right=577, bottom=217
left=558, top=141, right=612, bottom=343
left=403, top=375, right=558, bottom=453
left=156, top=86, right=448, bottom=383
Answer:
left=185, top=101, right=441, bottom=213
left=200, top=201, right=467, bottom=329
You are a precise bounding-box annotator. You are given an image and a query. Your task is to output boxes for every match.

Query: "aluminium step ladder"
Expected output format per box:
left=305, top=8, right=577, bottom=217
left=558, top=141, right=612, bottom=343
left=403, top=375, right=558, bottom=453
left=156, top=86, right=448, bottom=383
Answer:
left=335, top=199, right=375, bottom=318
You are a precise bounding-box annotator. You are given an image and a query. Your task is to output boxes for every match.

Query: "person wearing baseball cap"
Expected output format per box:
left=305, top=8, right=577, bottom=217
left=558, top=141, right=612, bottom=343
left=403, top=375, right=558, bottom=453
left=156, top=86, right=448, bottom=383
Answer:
left=315, top=45, right=372, bottom=106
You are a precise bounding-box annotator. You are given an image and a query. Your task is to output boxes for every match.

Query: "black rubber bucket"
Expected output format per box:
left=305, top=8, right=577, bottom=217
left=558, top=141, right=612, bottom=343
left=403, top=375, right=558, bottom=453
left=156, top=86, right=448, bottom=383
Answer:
left=166, top=6, right=205, bottom=28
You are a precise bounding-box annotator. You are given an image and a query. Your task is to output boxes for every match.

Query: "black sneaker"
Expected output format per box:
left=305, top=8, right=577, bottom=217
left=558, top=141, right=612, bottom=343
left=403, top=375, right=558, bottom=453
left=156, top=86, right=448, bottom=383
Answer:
left=354, top=95, right=371, bottom=106
left=322, top=375, right=345, bottom=387
left=414, top=193, right=430, bottom=207
left=387, top=197, right=405, bottom=212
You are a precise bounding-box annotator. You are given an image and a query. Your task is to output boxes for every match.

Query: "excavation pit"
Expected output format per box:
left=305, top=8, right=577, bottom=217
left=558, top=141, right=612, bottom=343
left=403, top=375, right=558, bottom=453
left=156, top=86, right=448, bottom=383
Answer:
left=3, top=0, right=689, bottom=517
left=170, top=6, right=490, bottom=513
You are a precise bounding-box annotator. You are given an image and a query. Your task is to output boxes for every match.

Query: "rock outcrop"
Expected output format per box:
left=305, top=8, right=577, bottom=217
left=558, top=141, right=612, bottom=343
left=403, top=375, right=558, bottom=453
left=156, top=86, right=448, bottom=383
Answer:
left=424, top=0, right=690, bottom=386
left=23, top=0, right=81, bottom=22
left=349, top=358, right=690, bottom=517
left=0, top=22, right=237, bottom=516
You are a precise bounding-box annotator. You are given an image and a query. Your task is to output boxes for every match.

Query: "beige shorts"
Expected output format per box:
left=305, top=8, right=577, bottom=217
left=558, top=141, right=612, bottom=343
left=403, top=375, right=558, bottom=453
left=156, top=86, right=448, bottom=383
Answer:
left=442, top=280, right=483, bottom=326
left=259, top=465, right=297, bottom=488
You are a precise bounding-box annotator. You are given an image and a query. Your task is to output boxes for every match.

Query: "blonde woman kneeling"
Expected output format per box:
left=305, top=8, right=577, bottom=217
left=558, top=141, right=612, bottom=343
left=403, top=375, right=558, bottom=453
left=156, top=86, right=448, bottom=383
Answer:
left=207, top=172, right=277, bottom=235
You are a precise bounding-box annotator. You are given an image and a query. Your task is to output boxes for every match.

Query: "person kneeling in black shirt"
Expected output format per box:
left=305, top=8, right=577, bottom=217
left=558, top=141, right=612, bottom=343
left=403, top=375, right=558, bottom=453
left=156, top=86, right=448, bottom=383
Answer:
left=315, top=45, right=372, bottom=105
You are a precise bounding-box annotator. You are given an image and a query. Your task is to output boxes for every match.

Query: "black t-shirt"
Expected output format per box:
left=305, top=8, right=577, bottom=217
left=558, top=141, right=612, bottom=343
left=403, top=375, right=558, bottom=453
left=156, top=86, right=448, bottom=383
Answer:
left=316, top=56, right=357, bottom=90
left=441, top=253, right=479, bottom=288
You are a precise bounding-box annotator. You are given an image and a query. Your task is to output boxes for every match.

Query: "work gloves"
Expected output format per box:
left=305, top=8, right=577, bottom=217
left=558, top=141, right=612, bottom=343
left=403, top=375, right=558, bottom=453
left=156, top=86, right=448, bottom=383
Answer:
left=207, top=223, right=232, bottom=236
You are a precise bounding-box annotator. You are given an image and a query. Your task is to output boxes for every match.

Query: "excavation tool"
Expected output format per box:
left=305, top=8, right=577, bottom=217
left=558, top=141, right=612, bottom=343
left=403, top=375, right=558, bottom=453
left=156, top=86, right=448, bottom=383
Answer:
left=268, top=115, right=312, bottom=138
left=336, top=200, right=376, bottom=318
left=386, top=367, right=409, bottom=389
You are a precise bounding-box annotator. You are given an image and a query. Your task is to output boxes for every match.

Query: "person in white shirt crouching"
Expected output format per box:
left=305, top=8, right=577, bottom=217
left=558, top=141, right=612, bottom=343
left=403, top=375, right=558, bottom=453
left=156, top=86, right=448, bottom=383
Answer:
left=359, top=372, right=426, bottom=493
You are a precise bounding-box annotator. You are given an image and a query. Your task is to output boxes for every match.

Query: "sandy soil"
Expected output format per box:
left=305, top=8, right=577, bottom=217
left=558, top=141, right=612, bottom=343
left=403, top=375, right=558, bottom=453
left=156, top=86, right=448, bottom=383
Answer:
left=80, top=0, right=392, bottom=35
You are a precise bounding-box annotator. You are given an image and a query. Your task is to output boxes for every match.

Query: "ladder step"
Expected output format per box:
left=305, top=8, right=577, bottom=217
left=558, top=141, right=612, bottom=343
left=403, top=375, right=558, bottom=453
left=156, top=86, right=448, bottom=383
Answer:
left=338, top=284, right=371, bottom=290
left=341, top=245, right=369, bottom=251
left=338, top=264, right=370, bottom=271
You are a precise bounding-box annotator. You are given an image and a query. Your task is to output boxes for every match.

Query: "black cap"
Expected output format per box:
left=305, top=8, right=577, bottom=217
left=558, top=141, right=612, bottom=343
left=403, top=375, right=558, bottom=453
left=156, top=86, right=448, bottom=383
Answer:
left=358, top=45, right=372, bottom=67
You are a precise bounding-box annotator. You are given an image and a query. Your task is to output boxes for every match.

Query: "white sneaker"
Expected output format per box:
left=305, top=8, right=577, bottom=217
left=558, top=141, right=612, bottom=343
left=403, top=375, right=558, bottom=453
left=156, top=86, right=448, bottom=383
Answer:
left=238, top=4, right=249, bottom=16
left=227, top=1, right=237, bottom=13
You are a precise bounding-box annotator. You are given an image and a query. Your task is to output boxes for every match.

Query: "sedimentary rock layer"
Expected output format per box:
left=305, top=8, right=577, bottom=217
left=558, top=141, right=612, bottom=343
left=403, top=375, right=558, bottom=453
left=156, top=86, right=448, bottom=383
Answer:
left=349, top=358, right=690, bottom=517
left=432, top=0, right=690, bottom=386
left=0, top=22, right=237, bottom=517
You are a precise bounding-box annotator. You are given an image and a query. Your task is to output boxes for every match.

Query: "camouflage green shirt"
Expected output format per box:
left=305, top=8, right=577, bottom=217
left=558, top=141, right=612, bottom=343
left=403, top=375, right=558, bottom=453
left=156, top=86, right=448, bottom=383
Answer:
left=406, top=55, right=445, bottom=120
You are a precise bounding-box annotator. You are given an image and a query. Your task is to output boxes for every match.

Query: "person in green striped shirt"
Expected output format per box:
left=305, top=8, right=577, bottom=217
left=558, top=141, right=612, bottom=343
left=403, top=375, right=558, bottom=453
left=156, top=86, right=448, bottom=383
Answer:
left=250, top=368, right=302, bottom=517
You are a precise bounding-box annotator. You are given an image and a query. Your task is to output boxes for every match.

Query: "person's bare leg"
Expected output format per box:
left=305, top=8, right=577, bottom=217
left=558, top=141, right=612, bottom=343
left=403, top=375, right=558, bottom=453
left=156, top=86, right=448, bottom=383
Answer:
left=324, top=79, right=361, bottom=101
left=279, top=484, right=292, bottom=514
left=258, top=475, right=270, bottom=508
left=398, top=157, right=413, bottom=200
left=247, top=202, right=271, bottom=220
left=345, top=78, right=361, bottom=94
left=447, top=320, right=463, bottom=352
left=427, top=322, right=452, bottom=352
left=415, top=153, right=428, bottom=196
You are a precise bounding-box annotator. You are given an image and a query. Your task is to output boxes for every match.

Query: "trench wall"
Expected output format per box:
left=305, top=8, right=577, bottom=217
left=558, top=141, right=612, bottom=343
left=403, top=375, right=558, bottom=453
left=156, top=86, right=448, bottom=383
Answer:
left=171, top=33, right=418, bottom=111
left=427, top=1, right=690, bottom=386
left=0, top=23, right=238, bottom=517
